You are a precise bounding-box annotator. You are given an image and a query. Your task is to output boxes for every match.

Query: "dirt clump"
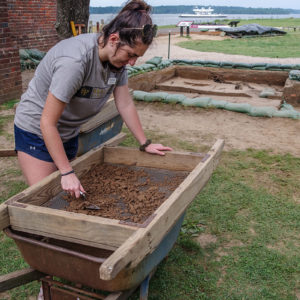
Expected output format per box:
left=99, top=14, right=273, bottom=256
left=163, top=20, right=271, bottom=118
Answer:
left=64, top=163, right=187, bottom=224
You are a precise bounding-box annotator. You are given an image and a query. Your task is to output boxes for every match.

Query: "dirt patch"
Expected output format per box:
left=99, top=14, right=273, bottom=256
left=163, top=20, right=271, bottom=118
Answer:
left=62, top=163, right=187, bottom=224
left=195, top=233, right=217, bottom=248
left=156, top=76, right=283, bottom=108
left=0, top=291, right=10, bottom=299
left=135, top=102, right=300, bottom=157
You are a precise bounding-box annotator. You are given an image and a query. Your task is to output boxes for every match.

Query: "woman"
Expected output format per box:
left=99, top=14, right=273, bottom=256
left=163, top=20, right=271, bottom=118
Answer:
left=14, top=0, right=172, bottom=199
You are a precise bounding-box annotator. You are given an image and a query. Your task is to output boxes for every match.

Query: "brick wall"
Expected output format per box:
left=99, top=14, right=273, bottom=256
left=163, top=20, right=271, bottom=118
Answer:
left=7, top=0, right=59, bottom=52
left=0, top=0, right=59, bottom=103
left=0, top=0, right=22, bottom=103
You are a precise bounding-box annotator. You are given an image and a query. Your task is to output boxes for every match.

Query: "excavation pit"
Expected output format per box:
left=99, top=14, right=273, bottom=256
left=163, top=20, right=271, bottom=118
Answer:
left=129, top=65, right=300, bottom=109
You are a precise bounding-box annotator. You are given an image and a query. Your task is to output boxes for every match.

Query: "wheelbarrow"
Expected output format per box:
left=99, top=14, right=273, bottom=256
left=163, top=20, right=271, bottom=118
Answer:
left=1, top=139, right=224, bottom=299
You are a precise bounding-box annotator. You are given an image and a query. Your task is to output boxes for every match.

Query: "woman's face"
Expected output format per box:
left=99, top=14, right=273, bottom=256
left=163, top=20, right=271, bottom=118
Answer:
left=109, top=41, right=149, bottom=68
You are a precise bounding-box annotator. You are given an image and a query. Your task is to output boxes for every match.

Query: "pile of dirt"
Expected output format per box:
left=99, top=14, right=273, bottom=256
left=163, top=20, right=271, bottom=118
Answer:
left=64, top=163, right=187, bottom=224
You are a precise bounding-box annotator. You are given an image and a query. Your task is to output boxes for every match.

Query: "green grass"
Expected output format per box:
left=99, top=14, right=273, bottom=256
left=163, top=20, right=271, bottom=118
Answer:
left=236, top=17, right=300, bottom=28
left=1, top=131, right=300, bottom=299
left=176, top=17, right=300, bottom=58
left=0, top=99, right=19, bottom=111
left=177, top=31, right=300, bottom=58
left=128, top=147, right=300, bottom=300
left=0, top=115, right=14, bottom=136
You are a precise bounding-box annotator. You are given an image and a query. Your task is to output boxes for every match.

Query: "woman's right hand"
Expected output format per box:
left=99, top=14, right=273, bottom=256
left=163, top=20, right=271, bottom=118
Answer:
left=61, top=173, right=85, bottom=198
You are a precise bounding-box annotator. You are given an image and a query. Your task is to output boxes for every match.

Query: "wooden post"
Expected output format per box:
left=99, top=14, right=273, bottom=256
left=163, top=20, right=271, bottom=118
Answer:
left=0, top=268, right=44, bottom=292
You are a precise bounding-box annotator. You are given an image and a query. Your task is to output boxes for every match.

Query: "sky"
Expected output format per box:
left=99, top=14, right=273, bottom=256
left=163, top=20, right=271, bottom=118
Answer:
left=89, top=0, right=300, bottom=10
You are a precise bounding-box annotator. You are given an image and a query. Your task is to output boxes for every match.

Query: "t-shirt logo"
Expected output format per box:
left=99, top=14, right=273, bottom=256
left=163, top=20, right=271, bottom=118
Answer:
left=75, top=86, right=111, bottom=99
left=75, top=86, right=93, bottom=98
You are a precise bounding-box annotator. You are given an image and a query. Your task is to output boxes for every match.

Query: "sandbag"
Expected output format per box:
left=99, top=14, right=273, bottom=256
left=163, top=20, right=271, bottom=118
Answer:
left=224, top=102, right=251, bottom=113
left=144, top=92, right=169, bottom=102
left=280, top=102, right=295, bottom=111
left=133, top=90, right=148, bottom=101
left=251, top=63, right=267, bottom=70
left=182, top=97, right=211, bottom=107
left=278, top=64, right=293, bottom=70
left=265, top=63, right=282, bottom=70
left=140, top=63, right=155, bottom=70
left=273, top=110, right=300, bottom=119
left=202, top=60, right=220, bottom=68
left=163, top=94, right=186, bottom=104
left=259, top=88, right=276, bottom=98
left=219, top=61, right=234, bottom=68
left=248, top=106, right=277, bottom=117
left=146, top=56, right=162, bottom=66
left=289, top=70, right=300, bottom=81
left=176, top=59, right=194, bottom=65
left=158, top=60, right=173, bottom=68
left=192, top=60, right=205, bottom=65
left=232, top=62, right=253, bottom=69
left=26, top=48, right=46, bottom=60
left=209, top=99, right=228, bottom=108
left=19, top=49, right=30, bottom=60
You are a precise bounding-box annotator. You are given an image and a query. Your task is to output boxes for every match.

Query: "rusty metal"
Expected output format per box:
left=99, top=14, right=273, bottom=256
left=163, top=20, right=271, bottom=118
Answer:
left=4, top=212, right=186, bottom=292
left=41, top=277, right=106, bottom=299
left=4, top=228, right=106, bottom=264
left=42, top=276, right=52, bottom=300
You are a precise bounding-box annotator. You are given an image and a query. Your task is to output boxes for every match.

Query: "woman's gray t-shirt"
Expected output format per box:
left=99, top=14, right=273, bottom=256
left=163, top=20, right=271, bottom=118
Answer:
left=15, top=33, right=127, bottom=142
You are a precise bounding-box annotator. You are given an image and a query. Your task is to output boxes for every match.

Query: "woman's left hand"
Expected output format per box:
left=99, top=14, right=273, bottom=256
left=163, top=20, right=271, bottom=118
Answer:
left=145, top=143, right=173, bottom=156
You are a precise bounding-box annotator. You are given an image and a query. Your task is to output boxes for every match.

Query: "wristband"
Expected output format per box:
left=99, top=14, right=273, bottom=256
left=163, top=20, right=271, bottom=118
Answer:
left=61, top=170, right=75, bottom=176
left=139, top=139, right=151, bottom=152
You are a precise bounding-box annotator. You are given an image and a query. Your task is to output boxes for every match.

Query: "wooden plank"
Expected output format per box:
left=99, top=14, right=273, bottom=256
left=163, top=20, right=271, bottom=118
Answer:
left=104, top=147, right=206, bottom=171
left=0, top=203, right=9, bottom=231
left=102, top=132, right=127, bottom=147
left=0, top=267, right=44, bottom=292
left=5, top=146, right=105, bottom=207
left=99, top=139, right=224, bottom=280
left=4, top=131, right=125, bottom=207
left=9, top=205, right=137, bottom=250
left=0, top=149, right=17, bottom=157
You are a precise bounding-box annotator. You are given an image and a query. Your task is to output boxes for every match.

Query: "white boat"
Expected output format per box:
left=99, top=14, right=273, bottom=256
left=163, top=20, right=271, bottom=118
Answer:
left=180, top=6, right=227, bottom=18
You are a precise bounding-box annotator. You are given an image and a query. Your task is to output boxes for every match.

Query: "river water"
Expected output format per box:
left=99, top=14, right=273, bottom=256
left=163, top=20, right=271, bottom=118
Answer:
left=89, top=13, right=300, bottom=26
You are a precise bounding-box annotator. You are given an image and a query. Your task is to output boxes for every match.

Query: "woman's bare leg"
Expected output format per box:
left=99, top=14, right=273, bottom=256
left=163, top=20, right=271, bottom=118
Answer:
left=17, top=151, right=57, bottom=186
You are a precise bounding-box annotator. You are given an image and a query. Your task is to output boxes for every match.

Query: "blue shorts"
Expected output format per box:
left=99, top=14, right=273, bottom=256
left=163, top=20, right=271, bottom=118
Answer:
left=14, top=124, right=78, bottom=163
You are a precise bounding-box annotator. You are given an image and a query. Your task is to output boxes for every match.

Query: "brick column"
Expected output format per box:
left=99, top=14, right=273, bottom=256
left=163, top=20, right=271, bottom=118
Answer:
left=0, top=0, right=22, bottom=104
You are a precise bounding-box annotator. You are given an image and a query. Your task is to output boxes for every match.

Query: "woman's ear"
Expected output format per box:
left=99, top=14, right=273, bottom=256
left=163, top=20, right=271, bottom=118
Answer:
left=108, top=33, right=120, bottom=46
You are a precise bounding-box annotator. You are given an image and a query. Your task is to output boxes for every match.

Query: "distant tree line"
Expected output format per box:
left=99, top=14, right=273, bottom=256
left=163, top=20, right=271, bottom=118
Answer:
left=90, top=5, right=300, bottom=15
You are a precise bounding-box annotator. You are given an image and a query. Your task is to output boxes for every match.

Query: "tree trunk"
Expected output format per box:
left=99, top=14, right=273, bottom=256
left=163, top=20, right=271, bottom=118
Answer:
left=55, top=0, right=90, bottom=39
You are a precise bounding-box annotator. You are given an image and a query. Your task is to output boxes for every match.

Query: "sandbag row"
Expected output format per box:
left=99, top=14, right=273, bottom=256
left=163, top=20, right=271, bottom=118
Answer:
left=19, top=49, right=46, bottom=71
left=171, top=59, right=300, bottom=72
left=127, top=57, right=173, bottom=77
left=133, top=90, right=300, bottom=119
